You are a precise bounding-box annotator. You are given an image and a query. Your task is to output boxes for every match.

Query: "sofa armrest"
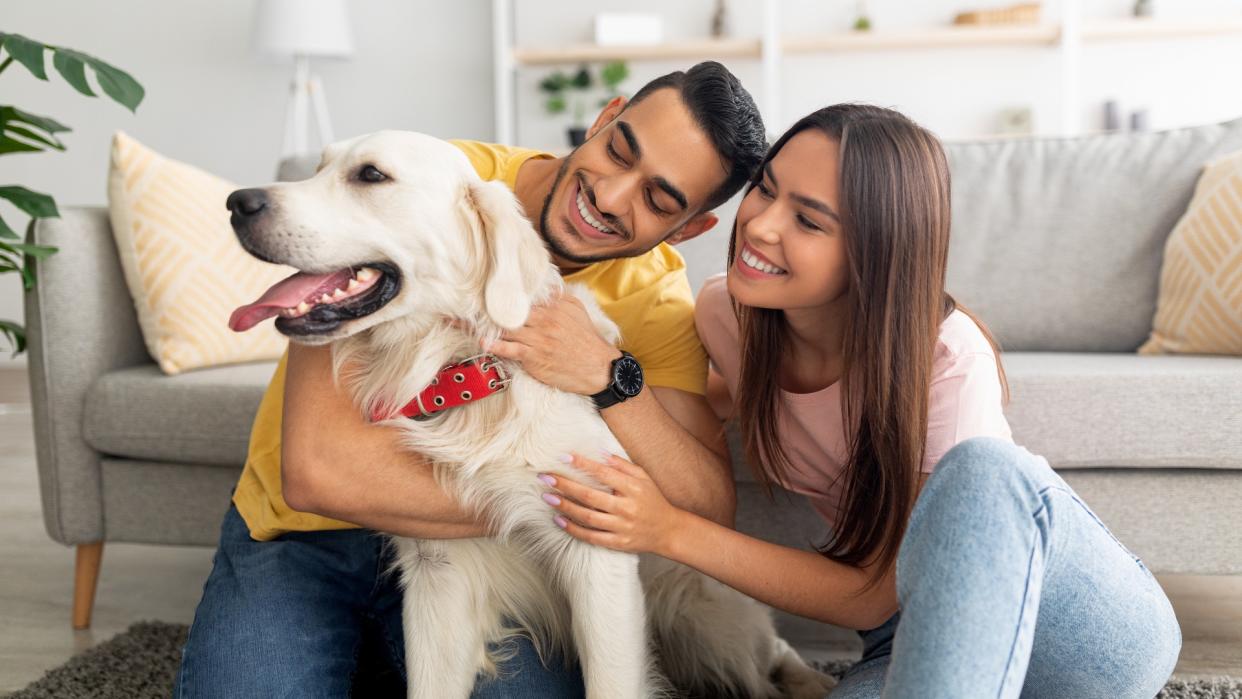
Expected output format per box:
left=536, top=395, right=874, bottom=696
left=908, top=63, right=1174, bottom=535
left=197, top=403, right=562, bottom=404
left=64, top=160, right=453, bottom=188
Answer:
left=24, top=207, right=151, bottom=545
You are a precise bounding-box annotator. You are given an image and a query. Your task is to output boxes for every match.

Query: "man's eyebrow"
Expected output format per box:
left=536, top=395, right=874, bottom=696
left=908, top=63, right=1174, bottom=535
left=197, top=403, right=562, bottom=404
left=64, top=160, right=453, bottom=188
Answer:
left=653, top=176, right=688, bottom=212
left=764, top=162, right=841, bottom=222
left=617, top=120, right=641, bottom=159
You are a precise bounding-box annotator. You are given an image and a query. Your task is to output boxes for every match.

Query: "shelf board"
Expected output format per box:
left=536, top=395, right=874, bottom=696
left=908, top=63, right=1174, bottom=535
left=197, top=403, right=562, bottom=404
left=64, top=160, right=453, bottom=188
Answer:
left=509, top=18, right=1242, bottom=66
left=784, top=24, right=1060, bottom=53
left=512, top=37, right=761, bottom=66
left=1081, top=17, right=1242, bottom=40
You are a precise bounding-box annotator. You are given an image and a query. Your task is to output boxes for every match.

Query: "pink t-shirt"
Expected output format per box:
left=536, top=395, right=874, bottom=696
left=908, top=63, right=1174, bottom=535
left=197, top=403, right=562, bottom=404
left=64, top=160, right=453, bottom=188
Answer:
left=695, top=275, right=1013, bottom=524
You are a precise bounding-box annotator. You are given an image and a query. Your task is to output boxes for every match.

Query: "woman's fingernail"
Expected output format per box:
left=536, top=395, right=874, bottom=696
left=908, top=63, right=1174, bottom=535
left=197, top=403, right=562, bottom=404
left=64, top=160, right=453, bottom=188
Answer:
left=542, top=492, right=562, bottom=506
left=599, top=450, right=614, bottom=463
left=554, top=515, right=568, bottom=529
left=557, top=453, right=574, bottom=464
left=537, top=474, right=557, bottom=486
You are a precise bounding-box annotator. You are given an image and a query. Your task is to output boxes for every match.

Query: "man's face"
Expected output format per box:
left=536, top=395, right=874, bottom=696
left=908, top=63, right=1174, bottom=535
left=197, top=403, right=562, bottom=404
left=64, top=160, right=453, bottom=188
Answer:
left=539, top=88, right=727, bottom=266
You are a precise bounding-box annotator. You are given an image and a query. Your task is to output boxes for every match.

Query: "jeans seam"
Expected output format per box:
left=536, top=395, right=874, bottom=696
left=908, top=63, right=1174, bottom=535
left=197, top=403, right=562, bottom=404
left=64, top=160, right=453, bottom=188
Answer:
left=996, top=501, right=1044, bottom=699
left=1037, top=483, right=1145, bottom=566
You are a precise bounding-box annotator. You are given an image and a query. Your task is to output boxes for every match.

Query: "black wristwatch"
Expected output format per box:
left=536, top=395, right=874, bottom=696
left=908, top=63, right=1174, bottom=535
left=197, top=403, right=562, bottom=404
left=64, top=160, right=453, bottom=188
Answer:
left=591, top=351, right=644, bottom=410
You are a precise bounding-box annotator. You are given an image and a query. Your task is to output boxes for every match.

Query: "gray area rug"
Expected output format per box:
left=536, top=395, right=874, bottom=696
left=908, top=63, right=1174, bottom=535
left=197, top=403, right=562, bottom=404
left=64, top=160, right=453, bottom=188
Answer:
left=5, top=621, right=1241, bottom=698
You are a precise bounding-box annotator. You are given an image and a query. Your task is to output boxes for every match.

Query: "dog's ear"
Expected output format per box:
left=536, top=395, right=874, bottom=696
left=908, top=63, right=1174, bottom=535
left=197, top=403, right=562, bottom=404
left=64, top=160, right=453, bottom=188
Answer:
left=460, top=180, right=552, bottom=330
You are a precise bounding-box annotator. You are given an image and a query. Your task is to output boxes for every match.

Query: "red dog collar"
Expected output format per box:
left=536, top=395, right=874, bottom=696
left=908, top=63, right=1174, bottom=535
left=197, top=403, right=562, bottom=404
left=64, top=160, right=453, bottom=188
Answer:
left=370, top=354, right=510, bottom=422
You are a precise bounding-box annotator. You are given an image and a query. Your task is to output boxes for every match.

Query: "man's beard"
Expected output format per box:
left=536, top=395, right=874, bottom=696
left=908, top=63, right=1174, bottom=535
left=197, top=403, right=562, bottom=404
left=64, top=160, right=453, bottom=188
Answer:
left=538, top=154, right=646, bottom=267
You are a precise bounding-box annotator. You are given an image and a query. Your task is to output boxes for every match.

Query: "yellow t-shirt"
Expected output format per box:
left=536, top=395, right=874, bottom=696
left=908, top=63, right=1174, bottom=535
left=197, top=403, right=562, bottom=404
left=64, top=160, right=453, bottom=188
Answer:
left=232, top=140, right=709, bottom=540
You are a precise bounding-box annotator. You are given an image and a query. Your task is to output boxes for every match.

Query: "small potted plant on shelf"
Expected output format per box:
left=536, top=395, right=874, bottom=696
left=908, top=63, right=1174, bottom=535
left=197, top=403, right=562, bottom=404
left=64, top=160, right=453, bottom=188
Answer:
left=0, top=32, right=143, bottom=355
left=539, top=64, right=594, bottom=147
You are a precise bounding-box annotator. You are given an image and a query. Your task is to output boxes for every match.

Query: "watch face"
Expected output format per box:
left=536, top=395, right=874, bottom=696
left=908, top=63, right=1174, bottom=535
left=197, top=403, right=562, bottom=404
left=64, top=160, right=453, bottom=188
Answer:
left=612, top=355, right=644, bottom=397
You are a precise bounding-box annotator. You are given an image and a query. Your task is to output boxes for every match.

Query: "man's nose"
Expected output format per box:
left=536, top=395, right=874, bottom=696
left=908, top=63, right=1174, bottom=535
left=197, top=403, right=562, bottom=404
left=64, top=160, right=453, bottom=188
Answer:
left=591, top=173, right=636, bottom=219
left=226, top=188, right=269, bottom=219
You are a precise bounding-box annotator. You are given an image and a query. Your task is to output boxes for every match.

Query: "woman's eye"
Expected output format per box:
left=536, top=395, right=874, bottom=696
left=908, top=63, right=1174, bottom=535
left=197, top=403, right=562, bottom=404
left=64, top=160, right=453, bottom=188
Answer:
left=756, top=181, right=773, bottom=198
left=359, top=165, right=387, bottom=183
left=797, top=214, right=821, bottom=231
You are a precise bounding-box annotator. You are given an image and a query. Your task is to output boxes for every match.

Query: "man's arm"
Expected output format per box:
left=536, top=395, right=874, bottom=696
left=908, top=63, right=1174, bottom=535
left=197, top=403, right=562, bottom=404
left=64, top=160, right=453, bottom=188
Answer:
left=599, top=385, right=735, bottom=527
left=281, top=342, right=490, bottom=539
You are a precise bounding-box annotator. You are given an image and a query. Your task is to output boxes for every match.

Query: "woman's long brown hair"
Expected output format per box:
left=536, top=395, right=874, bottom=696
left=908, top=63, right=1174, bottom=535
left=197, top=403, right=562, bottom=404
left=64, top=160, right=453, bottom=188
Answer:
left=730, top=104, right=1007, bottom=589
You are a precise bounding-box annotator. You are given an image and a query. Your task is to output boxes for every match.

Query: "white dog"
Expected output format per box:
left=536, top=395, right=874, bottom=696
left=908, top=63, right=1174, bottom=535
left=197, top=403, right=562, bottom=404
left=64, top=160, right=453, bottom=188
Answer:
left=227, top=130, right=833, bottom=698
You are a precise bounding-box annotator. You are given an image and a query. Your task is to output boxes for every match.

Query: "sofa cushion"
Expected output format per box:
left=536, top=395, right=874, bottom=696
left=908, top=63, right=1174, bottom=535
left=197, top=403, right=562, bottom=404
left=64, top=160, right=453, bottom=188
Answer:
left=107, top=132, right=296, bottom=374
left=1002, top=352, right=1242, bottom=469
left=83, top=361, right=277, bottom=466
left=1139, top=147, right=1242, bottom=356
left=944, top=116, right=1242, bottom=352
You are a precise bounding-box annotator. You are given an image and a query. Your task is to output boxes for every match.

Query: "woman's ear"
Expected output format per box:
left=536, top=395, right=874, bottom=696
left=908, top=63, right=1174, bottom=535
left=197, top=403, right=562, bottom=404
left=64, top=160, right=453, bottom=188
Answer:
left=460, top=180, right=554, bottom=330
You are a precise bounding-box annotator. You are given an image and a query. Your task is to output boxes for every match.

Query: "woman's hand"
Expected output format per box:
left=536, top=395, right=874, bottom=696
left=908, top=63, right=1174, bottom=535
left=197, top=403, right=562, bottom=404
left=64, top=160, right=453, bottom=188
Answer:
left=539, top=453, right=688, bottom=557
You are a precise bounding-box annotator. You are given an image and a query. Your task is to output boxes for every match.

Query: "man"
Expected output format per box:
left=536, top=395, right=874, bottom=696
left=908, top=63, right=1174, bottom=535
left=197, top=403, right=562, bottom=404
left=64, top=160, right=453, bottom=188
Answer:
left=174, top=61, right=766, bottom=697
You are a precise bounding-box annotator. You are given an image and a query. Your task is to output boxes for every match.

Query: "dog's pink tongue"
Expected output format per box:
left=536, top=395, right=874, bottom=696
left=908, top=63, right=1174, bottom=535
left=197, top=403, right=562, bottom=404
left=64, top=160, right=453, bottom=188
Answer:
left=229, top=269, right=354, bottom=332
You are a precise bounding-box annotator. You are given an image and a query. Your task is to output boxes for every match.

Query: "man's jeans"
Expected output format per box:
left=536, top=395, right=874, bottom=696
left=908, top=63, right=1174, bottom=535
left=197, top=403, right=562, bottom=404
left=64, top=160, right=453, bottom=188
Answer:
left=830, top=438, right=1182, bottom=698
left=172, top=504, right=585, bottom=698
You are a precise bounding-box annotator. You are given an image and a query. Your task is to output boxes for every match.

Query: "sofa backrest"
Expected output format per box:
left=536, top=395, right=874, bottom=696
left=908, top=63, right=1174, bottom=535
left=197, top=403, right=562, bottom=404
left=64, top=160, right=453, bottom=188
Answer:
left=944, top=117, right=1242, bottom=352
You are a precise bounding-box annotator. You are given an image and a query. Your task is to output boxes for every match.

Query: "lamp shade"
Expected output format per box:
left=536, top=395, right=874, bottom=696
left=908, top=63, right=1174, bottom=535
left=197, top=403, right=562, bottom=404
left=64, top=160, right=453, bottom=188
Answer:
left=253, top=0, right=354, bottom=58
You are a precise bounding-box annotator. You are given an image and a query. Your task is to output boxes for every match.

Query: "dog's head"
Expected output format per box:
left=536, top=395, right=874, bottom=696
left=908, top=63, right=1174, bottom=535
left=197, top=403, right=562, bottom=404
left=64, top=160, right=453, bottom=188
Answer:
left=227, top=131, right=554, bottom=344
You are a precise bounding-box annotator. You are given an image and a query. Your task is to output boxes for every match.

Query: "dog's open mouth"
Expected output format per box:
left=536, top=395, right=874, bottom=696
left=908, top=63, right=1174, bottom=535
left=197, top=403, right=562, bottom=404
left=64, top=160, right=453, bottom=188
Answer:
left=229, top=262, right=401, bottom=336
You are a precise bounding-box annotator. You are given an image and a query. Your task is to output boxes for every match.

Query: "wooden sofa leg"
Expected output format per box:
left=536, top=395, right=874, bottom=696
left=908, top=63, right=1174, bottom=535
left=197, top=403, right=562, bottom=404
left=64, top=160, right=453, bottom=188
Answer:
left=73, top=542, right=104, bottom=629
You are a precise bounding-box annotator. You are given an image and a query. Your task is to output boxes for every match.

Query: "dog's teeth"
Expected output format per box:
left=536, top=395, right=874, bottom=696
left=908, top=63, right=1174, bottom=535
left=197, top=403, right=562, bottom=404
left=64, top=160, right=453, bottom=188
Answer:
left=333, top=288, right=347, bottom=299
left=357, top=268, right=376, bottom=282
left=347, top=278, right=361, bottom=291
left=296, top=301, right=311, bottom=314
left=319, top=294, right=333, bottom=304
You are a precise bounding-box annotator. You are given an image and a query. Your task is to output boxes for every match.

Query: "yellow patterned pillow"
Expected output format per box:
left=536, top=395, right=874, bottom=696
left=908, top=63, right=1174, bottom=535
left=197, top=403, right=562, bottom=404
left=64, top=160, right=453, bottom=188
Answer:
left=1140, top=149, right=1242, bottom=355
left=107, top=131, right=293, bottom=374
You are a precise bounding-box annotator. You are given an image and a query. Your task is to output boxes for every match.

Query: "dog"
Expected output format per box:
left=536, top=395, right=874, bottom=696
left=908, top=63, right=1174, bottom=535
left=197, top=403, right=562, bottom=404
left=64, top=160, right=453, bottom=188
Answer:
left=226, top=130, right=834, bottom=698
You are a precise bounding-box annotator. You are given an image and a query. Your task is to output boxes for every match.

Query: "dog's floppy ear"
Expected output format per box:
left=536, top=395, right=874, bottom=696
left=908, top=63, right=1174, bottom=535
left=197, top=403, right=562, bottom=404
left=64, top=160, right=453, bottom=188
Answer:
left=460, top=180, right=552, bottom=330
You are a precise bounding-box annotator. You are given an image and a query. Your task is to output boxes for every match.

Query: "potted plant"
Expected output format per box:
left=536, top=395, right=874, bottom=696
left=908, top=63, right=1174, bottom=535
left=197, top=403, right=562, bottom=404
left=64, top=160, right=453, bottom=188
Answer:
left=539, top=64, right=594, bottom=147
left=597, top=60, right=630, bottom=108
left=0, top=32, right=143, bottom=356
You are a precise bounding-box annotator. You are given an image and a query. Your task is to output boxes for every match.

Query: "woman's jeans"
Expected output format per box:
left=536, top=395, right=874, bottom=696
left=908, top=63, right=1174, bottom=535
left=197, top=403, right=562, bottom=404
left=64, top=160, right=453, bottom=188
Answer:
left=172, top=503, right=585, bottom=698
left=830, top=437, right=1182, bottom=698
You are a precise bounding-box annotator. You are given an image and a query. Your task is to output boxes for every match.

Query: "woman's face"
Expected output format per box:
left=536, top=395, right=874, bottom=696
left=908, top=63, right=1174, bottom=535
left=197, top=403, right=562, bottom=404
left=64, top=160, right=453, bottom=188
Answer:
left=727, top=129, right=849, bottom=312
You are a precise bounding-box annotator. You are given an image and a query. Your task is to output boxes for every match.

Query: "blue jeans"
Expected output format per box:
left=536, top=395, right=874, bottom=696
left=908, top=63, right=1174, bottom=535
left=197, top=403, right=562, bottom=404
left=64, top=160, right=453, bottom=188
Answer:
left=173, top=503, right=585, bottom=698
left=829, top=437, right=1182, bottom=698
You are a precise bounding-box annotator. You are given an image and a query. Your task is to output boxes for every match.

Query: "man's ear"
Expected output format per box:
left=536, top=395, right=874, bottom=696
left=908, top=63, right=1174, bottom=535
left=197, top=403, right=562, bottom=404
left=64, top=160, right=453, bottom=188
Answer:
left=666, top=212, right=718, bottom=245
left=459, top=180, right=553, bottom=329
left=585, top=96, right=628, bottom=141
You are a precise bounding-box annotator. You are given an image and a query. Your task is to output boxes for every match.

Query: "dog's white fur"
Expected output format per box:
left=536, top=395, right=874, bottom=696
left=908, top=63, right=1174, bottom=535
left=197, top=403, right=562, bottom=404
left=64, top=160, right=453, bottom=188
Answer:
left=241, top=130, right=834, bottom=698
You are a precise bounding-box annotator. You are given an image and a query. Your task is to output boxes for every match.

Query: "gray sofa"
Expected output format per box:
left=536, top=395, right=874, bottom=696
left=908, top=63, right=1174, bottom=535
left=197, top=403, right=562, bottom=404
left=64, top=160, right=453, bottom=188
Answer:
left=26, top=119, right=1242, bottom=648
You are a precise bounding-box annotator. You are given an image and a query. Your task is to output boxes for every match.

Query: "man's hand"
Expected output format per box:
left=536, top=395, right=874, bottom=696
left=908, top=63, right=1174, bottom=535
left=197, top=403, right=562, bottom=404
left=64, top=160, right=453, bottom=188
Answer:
left=486, top=289, right=621, bottom=396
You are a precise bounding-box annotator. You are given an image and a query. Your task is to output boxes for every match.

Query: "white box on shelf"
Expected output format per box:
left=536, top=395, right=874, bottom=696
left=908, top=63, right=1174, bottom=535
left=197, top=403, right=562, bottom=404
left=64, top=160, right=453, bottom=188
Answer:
left=594, top=13, right=663, bottom=46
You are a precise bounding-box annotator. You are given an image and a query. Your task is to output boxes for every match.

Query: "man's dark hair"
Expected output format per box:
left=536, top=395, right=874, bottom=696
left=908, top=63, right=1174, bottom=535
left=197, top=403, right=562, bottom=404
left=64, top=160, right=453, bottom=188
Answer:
left=627, top=61, right=767, bottom=212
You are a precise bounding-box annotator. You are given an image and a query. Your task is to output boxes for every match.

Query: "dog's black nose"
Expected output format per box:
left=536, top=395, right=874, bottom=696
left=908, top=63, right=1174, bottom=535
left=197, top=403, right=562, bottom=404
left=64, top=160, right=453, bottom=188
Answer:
left=227, top=188, right=268, bottom=218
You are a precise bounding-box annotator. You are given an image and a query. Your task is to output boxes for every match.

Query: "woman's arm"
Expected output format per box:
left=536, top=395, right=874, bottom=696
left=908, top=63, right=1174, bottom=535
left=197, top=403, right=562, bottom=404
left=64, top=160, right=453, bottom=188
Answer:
left=543, top=453, right=919, bottom=631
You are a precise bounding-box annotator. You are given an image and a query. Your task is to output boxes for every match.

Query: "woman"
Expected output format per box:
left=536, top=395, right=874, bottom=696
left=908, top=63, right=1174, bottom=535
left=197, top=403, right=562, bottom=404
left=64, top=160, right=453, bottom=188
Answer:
left=539, top=105, right=1181, bottom=697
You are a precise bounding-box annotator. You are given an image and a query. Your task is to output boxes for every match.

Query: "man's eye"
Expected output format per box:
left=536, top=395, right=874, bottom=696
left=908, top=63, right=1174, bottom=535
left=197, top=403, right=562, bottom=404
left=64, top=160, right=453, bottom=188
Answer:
left=358, top=165, right=387, bottom=183
left=606, top=142, right=626, bottom=166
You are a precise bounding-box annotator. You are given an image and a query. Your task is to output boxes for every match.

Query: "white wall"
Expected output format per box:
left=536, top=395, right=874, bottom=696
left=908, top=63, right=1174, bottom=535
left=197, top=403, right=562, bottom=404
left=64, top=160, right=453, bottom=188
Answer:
left=2, top=0, right=1241, bottom=366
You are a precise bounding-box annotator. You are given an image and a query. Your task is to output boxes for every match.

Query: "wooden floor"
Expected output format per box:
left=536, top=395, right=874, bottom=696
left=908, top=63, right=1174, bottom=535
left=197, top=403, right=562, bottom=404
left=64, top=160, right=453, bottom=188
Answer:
left=1, top=367, right=1239, bottom=691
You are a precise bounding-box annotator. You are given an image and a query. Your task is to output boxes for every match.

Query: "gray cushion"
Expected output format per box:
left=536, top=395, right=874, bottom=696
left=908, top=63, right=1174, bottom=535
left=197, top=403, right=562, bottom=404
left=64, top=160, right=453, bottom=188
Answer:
left=1003, top=352, right=1242, bottom=470
left=944, top=116, right=1242, bottom=352
left=83, top=361, right=278, bottom=467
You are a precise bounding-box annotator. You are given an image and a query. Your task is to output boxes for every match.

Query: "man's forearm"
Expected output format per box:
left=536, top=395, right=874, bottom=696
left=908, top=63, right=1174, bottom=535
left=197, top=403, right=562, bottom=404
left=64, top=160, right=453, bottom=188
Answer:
left=288, top=444, right=490, bottom=539
left=600, top=387, right=735, bottom=526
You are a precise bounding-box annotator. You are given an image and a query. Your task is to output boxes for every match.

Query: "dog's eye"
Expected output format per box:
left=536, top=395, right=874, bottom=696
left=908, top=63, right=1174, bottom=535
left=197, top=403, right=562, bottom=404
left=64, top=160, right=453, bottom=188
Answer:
left=358, top=165, right=388, bottom=183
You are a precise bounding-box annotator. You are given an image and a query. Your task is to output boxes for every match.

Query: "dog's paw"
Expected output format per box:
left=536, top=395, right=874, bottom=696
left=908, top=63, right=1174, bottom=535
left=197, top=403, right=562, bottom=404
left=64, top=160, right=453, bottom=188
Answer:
left=782, top=668, right=837, bottom=698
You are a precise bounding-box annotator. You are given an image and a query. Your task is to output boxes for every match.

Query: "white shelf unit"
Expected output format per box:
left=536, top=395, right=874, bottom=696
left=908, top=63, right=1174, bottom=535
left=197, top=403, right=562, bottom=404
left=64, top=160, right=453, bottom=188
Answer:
left=491, top=0, right=1242, bottom=143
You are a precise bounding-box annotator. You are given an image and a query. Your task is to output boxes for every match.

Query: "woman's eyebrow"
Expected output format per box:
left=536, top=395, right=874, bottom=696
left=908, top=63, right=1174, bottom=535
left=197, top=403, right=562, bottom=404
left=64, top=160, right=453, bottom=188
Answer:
left=764, top=162, right=841, bottom=222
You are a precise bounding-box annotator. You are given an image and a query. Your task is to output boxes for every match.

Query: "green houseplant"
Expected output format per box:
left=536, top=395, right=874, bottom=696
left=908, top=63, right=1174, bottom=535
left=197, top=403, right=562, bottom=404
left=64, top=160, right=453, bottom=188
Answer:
left=0, top=32, right=143, bottom=356
left=538, top=60, right=630, bottom=148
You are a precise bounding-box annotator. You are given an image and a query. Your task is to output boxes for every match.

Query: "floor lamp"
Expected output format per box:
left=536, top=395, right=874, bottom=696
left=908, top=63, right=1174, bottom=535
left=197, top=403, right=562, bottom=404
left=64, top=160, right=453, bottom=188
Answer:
left=253, top=0, right=354, bottom=158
